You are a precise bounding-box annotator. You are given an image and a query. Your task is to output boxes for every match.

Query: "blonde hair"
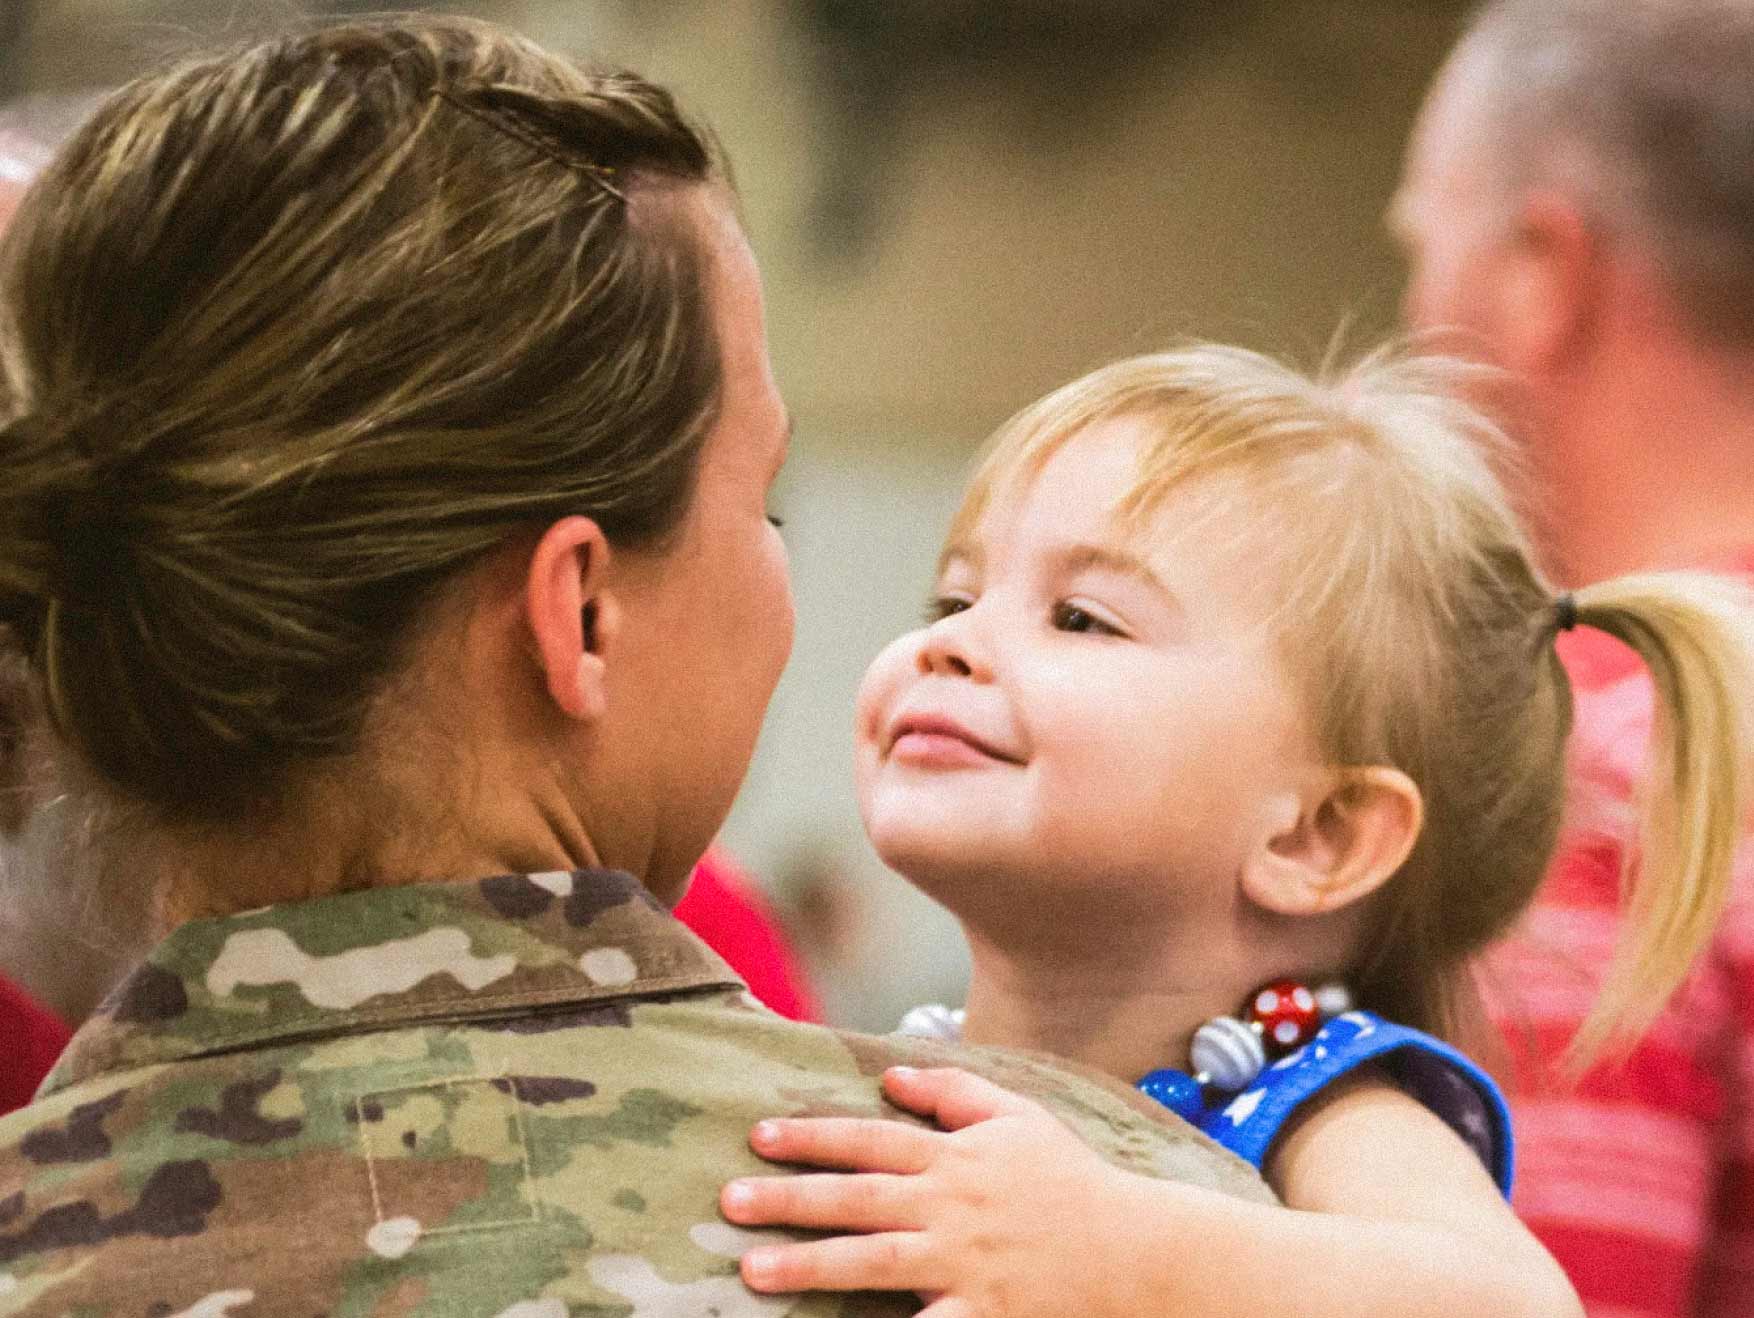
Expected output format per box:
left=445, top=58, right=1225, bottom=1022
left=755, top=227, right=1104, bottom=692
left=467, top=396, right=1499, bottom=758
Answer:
left=952, top=344, right=1754, bottom=1067
left=0, top=19, right=725, bottom=827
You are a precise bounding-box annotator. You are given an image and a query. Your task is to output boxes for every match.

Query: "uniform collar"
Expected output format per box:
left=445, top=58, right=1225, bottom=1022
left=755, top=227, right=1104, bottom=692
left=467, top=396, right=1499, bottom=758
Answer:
left=42, top=870, right=744, bottom=1097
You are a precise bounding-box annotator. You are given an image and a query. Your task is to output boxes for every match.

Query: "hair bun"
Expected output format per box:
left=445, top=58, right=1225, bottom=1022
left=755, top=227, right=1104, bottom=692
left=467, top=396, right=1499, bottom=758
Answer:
left=0, top=408, right=131, bottom=634
left=0, top=411, right=61, bottom=653
left=43, top=461, right=132, bottom=617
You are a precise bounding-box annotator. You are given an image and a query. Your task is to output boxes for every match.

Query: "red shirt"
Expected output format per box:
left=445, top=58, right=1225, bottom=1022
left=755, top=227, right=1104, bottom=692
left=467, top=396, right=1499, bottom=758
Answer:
left=1486, top=622, right=1754, bottom=1316
left=675, top=848, right=821, bottom=1023
left=0, top=973, right=70, bottom=1116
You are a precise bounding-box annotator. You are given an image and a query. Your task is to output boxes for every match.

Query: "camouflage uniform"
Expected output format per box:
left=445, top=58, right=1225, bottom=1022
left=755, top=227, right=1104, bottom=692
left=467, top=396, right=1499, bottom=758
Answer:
left=0, top=870, right=1272, bottom=1316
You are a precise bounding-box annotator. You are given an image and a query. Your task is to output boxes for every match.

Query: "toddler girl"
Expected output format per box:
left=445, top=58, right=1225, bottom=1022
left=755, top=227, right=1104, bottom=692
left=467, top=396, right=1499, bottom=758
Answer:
left=720, top=345, right=1754, bottom=1314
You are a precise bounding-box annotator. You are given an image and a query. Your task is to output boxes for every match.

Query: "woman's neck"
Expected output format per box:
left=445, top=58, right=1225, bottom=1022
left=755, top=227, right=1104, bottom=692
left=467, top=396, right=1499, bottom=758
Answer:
left=150, top=749, right=611, bottom=933
left=959, top=924, right=1255, bottom=1085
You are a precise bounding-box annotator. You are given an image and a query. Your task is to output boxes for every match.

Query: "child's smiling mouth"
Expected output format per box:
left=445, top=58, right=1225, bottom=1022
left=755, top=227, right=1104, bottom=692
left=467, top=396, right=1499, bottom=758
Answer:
left=886, top=712, right=1022, bottom=767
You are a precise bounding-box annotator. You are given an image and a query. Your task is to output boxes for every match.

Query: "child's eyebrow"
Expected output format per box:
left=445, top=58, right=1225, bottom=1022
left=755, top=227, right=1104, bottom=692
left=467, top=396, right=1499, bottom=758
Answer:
left=1055, top=542, right=1177, bottom=604
left=936, top=540, right=981, bottom=577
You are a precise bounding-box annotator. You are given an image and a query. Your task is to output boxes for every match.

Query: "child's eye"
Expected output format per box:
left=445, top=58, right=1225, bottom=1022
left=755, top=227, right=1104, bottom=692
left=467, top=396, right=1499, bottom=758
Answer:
left=925, top=594, right=972, bottom=624
left=766, top=513, right=786, bottom=530
left=1052, top=601, right=1120, bottom=635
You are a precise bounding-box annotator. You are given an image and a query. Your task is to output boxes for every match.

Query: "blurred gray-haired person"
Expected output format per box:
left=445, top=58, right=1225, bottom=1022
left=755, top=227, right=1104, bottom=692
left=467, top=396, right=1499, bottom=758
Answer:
left=1390, top=2, right=1754, bottom=1313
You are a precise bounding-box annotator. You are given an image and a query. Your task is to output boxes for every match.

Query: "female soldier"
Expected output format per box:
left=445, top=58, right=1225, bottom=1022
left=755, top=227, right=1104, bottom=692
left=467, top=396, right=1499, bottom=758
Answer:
left=0, top=19, right=1264, bottom=1314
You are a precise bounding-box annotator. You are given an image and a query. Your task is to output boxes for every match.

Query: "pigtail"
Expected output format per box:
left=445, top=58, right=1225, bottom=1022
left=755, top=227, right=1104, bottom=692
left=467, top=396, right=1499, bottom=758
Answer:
left=1563, top=571, right=1754, bottom=1070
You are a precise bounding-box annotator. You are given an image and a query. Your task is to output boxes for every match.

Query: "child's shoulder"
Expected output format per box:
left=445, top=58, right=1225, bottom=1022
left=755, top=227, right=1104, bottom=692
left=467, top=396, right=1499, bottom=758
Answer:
left=1189, top=1012, right=1513, bottom=1196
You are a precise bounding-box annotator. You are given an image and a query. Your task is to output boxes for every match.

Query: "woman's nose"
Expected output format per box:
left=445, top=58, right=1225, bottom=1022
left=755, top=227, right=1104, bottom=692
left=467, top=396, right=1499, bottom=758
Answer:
left=916, top=611, right=991, bottom=681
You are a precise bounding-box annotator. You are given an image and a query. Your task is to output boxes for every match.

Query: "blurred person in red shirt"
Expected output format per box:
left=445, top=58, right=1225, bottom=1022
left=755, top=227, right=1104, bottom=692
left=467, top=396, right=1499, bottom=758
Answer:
left=679, top=848, right=820, bottom=1023
left=0, top=973, right=66, bottom=1114
left=1391, top=3, right=1754, bottom=1313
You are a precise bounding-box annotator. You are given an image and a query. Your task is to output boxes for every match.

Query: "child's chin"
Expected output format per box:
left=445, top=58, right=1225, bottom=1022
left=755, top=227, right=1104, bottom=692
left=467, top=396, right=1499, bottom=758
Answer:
left=868, top=827, right=958, bottom=880
left=869, top=826, right=1021, bottom=899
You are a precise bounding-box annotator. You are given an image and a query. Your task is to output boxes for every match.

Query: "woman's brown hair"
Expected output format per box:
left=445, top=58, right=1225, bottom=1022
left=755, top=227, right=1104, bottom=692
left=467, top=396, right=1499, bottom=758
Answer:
left=0, top=18, right=726, bottom=826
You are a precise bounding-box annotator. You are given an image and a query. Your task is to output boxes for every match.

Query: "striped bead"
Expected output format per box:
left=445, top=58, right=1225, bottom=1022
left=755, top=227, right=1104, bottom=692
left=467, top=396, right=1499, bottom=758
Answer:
left=1190, top=1015, right=1266, bottom=1091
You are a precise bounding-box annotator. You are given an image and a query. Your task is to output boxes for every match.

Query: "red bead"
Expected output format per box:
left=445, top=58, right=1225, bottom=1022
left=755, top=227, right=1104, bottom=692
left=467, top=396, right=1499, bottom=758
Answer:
left=1245, top=980, right=1321, bottom=1054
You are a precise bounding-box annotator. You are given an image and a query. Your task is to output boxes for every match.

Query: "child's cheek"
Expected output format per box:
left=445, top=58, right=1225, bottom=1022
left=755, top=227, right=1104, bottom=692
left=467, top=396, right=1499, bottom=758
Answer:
left=851, top=633, right=923, bottom=816
left=852, top=632, right=919, bottom=746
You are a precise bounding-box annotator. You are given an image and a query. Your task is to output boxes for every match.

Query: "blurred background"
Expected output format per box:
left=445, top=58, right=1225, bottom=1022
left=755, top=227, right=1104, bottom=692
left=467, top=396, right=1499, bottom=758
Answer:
left=1, top=0, right=1469, bottom=1029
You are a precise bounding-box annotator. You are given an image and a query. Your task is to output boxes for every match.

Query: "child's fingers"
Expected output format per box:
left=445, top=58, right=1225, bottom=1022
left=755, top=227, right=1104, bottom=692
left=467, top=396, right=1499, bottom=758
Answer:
left=883, top=1065, right=1043, bottom=1130
left=721, top=1172, right=921, bottom=1232
left=740, top=1231, right=935, bottom=1295
left=749, top=1116, right=938, bottom=1173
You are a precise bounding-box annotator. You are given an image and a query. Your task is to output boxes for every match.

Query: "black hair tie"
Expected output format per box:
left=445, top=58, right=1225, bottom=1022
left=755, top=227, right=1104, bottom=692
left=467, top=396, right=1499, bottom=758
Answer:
left=1554, top=593, right=1579, bottom=633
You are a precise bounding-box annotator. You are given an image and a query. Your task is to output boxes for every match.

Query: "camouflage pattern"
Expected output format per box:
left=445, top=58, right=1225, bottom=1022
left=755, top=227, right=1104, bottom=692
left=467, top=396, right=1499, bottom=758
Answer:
left=0, top=870, right=1273, bottom=1316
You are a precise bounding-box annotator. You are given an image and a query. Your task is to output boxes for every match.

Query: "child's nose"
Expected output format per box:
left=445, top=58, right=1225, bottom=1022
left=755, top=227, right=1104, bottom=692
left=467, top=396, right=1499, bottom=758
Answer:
left=916, top=613, right=991, bottom=681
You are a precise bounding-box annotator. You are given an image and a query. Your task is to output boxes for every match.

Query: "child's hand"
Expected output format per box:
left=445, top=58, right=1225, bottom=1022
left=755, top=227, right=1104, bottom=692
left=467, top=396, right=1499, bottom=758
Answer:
left=720, top=1065, right=1151, bottom=1316
left=724, top=1065, right=1583, bottom=1318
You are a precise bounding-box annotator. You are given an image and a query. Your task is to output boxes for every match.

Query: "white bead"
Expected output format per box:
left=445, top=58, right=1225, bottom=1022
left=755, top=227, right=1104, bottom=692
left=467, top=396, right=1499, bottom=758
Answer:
left=1190, top=1015, right=1266, bottom=1091
left=896, top=1003, right=966, bottom=1041
left=1313, top=983, right=1354, bottom=1017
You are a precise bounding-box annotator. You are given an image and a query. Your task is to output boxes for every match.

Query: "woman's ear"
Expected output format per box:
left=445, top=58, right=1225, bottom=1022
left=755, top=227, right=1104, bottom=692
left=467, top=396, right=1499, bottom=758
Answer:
left=1241, top=767, right=1424, bottom=918
left=525, top=516, right=618, bottom=722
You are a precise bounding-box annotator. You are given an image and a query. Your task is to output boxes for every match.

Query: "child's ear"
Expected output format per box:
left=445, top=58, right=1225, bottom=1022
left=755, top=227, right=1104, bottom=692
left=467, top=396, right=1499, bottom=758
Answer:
left=525, top=516, right=619, bottom=722
left=1241, top=767, right=1423, bottom=918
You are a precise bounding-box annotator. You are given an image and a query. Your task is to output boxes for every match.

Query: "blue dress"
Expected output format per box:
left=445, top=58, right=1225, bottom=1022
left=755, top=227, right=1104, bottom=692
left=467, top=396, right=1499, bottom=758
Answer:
left=1142, top=1010, right=1514, bottom=1196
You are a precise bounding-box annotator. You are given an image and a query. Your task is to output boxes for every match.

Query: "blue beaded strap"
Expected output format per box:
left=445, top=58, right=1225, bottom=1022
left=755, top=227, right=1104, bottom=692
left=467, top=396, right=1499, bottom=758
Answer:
left=1139, top=1010, right=1514, bottom=1197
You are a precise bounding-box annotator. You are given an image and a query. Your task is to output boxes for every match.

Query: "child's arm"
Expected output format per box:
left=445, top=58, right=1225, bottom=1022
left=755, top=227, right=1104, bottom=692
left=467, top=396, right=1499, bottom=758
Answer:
left=721, top=1065, right=1581, bottom=1318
